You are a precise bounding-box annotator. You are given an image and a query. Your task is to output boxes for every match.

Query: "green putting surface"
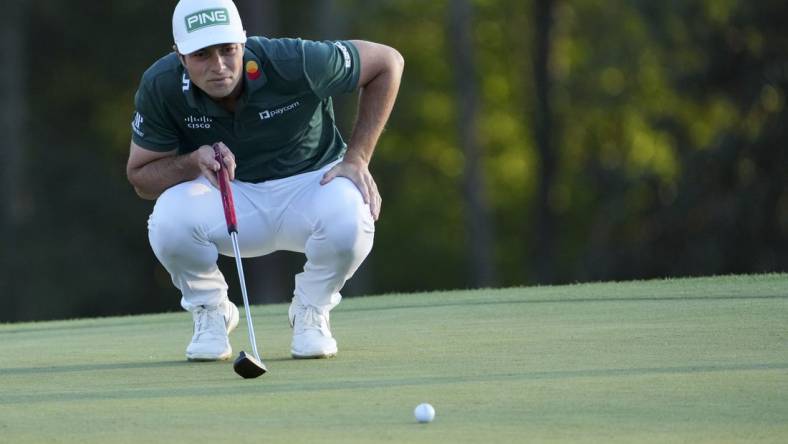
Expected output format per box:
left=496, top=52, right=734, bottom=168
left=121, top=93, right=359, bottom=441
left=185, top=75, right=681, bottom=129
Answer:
left=0, top=274, right=786, bottom=443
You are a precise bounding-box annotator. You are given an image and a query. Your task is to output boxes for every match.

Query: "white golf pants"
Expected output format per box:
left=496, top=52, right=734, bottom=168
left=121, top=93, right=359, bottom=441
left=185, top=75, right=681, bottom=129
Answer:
left=147, top=161, right=375, bottom=313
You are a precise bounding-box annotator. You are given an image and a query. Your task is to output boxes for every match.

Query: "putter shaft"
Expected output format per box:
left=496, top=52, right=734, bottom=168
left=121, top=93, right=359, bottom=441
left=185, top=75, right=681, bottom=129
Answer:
left=230, top=231, right=261, bottom=361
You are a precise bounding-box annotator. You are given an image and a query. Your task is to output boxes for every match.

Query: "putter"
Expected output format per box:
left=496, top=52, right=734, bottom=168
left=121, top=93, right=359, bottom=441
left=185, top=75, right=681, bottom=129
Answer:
left=214, top=144, right=268, bottom=379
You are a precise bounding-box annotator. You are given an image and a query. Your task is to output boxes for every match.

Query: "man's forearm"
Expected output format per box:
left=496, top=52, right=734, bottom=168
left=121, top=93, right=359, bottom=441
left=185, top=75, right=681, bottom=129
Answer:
left=345, top=54, right=404, bottom=165
left=129, top=153, right=201, bottom=200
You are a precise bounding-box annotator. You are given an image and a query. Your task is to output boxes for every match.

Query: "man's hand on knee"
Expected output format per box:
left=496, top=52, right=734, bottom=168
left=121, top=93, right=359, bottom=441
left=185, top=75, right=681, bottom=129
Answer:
left=320, top=158, right=381, bottom=221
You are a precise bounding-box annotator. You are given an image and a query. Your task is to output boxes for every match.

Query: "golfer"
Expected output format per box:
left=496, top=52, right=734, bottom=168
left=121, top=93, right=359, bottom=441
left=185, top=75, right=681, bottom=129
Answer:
left=126, top=0, right=403, bottom=361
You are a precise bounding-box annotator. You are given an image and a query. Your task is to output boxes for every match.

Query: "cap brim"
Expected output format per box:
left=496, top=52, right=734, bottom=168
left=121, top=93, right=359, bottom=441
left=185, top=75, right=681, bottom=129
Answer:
left=177, top=34, right=247, bottom=55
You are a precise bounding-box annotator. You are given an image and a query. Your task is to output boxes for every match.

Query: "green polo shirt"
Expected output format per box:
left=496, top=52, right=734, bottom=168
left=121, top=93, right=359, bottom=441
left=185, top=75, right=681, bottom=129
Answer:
left=131, top=37, right=360, bottom=182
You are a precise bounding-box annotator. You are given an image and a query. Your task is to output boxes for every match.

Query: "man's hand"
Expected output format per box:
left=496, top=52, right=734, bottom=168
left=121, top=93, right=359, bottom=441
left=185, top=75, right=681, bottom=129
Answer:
left=192, top=142, right=236, bottom=187
left=321, top=158, right=381, bottom=221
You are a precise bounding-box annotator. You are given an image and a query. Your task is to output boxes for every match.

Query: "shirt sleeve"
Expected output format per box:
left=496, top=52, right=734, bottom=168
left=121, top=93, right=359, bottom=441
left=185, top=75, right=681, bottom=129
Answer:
left=302, top=40, right=361, bottom=100
left=130, top=83, right=179, bottom=152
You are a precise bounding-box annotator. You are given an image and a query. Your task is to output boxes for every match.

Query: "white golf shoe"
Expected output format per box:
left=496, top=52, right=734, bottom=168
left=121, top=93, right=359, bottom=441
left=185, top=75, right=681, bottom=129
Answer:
left=186, top=300, right=239, bottom=361
left=289, top=299, right=338, bottom=359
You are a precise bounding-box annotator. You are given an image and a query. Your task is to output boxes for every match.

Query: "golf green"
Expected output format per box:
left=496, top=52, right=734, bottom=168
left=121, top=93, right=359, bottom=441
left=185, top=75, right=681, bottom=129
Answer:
left=0, top=274, right=786, bottom=443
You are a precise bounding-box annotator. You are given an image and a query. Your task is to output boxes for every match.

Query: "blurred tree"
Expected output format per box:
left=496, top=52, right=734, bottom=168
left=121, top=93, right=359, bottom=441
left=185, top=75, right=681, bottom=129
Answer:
left=531, top=0, right=558, bottom=283
left=448, top=0, right=496, bottom=287
left=238, top=0, right=280, bottom=36
left=7, top=1, right=179, bottom=322
left=0, top=0, right=29, bottom=319
left=472, top=0, right=534, bottom=286
left=350, top=1, right=469, bottom=292
left=551, top=0, right=788, bottom=280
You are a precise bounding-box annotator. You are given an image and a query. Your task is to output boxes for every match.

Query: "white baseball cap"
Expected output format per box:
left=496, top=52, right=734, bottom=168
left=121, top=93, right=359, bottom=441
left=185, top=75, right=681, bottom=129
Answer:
left=172, top=0, right=246, bottom=55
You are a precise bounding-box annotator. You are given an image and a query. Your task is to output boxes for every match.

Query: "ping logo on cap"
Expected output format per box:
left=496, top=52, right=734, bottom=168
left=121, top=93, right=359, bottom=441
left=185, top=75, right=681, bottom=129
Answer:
left=185, top=8, right=229, bottom=33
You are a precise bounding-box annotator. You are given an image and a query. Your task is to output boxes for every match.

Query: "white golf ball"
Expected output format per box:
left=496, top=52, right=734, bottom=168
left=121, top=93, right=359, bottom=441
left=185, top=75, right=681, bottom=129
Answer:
left=414, top=403, right=435, bottom=423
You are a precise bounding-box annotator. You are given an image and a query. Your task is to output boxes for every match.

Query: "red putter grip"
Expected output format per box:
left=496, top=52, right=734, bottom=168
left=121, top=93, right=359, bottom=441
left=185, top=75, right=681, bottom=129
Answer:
left=213, top=144, right=238, bottom=234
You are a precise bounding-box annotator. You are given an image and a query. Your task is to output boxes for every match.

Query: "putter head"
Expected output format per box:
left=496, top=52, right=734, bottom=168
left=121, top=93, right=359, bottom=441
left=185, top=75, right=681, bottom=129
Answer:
left=233, top=351, right=267, bottom=379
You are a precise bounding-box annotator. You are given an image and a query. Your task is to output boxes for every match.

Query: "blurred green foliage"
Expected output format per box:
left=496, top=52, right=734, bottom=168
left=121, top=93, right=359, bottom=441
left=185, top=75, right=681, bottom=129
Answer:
left=2, top=0, right=785, bottom=322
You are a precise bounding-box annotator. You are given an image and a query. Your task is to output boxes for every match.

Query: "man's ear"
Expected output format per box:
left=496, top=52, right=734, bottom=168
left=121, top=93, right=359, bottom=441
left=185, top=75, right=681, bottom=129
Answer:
left=173, top=45, right=187, bottom=67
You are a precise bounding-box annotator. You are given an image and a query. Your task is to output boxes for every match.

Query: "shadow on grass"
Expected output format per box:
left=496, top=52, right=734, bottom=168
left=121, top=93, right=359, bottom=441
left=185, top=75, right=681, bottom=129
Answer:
left=0, top=309, right=284, bottom=336
left=341, top=294, right=788, bottom=313
left=0, top=356, right=295, bottom=376
left=1, top=361, right=786, bottom=405
left=2, top=294, right=785, bottom=335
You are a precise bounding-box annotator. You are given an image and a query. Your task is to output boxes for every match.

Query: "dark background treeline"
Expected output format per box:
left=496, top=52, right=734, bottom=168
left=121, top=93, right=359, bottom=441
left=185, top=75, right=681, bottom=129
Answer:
left=1, top=0, right=786, bottom=322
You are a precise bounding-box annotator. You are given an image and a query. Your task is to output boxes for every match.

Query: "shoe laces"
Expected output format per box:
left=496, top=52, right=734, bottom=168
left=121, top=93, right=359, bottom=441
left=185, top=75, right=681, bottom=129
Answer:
left=193, top=304, right=226, bottom=340
left=296, top=304, right=331, bottom=335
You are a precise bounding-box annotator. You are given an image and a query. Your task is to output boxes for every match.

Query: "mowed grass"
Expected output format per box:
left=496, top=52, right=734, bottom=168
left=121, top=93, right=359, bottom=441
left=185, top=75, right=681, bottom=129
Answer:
left=0, top=274, right=786, bottom=443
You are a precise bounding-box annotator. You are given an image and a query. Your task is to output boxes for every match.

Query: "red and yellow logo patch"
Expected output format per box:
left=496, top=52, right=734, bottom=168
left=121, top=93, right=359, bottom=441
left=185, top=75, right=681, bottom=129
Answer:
left=245, top=60, right=261, bottom=80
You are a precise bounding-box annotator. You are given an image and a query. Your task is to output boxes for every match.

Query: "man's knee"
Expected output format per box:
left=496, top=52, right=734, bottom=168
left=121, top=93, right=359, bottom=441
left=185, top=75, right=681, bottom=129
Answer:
left=148, top=214, right=195, bottom=261
left=323, top=215, right=374, bottom=264
left=148, top=179, right=217, bottom=262
left=314, top=177, right=375, bottom=259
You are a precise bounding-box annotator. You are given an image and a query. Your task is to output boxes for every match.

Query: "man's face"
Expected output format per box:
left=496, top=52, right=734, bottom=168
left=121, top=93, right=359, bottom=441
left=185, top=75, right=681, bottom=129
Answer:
left=181, top=43, right=244, bottom=99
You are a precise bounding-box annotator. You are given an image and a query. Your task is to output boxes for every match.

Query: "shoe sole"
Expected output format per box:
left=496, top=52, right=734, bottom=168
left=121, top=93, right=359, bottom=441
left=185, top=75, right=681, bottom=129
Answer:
left=291, top=349, right=337, bottom=359
left=290, top=353, right=337, bottom=359
left=186, top=351, right=232, bottom=361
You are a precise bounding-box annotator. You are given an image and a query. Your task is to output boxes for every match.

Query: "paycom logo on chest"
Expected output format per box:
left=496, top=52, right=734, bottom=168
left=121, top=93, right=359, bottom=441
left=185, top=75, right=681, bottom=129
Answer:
left=185, top=8, right=229, bottom=32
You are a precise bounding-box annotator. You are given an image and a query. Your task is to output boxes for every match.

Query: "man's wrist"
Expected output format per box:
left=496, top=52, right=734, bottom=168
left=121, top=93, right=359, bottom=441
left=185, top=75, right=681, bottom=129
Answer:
left=181, top=150, right=197, bottom=173
left=343, top=148, right=371, bottom=166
